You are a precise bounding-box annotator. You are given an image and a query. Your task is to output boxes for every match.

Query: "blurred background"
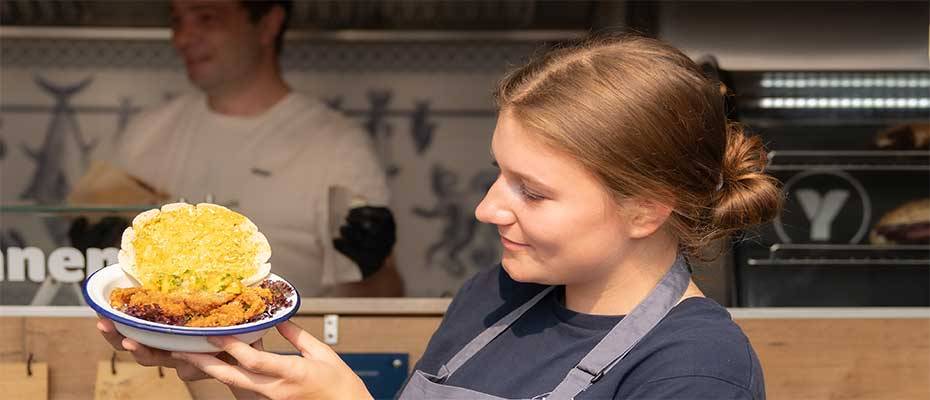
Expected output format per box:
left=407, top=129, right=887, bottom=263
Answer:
left=1, top=2, right=929, bottom=399
left=1, top=0, right=928, bottom=305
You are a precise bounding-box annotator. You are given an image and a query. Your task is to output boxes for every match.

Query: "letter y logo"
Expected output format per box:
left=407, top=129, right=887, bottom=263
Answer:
left=796, top=189, right=850, bottom=241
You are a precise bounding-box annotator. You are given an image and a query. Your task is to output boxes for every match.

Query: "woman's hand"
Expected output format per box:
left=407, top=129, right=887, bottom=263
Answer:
left=171, top=321, right=373, bottom=400
left=97, top=318, right=268, bottom=400
left=98, top=318, right=212, bottom=381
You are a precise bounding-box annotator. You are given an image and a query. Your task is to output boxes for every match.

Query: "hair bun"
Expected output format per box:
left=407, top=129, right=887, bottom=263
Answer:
left=712, top=123, right=784, bottom=235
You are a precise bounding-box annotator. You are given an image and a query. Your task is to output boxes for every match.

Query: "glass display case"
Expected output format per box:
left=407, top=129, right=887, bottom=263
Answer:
left=0, top=204, right=155, bottom=305
left=729, top=70, right=930, bottom=306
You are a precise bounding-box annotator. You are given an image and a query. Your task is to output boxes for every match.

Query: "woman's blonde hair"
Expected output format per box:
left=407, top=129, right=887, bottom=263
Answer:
left=495, top=34, right=784, bottom=259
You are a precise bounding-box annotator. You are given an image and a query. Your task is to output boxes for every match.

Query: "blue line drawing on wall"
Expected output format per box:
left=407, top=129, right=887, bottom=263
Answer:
left=19, top=76, right=97, bottom=244
left=0, top=119, right=6, bottom=160
left=0, top=229, right=25, bottom=251
left=112, top=96, right=134, bottom=143
left=364, top=90, right=400, bottom=177
left=323, top=96, right=344, bottom=110
left=412, top=164, right=500, bottom=277
left=410, top=101, right=435, bottom=155
left=162, top=91, right=180, bottom=102
left=465, top=169, right=501, bottom=267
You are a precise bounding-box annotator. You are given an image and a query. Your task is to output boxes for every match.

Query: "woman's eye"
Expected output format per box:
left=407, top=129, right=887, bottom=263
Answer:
left=520, top=185, right=544, bottom=201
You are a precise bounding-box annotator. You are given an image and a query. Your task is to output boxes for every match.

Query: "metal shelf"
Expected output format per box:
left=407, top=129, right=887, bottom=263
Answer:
left=747, top=244, right=930, bottom=267
left=767, top=150, right=930, bottom=171
left=0, top=203, right=157, bottom=214
left=740, top=117, right=930, bottom=128
left=0, top=26, right=588, bottom=42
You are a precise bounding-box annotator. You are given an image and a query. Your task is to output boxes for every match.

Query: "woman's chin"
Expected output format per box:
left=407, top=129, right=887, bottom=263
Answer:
left=501, top=258, right=549, bottom=284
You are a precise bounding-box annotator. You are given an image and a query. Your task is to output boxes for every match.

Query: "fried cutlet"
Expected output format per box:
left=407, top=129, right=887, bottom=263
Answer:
left=186, top=288, right=273, bottom=327
left=109, top=286, right=276, bottom=327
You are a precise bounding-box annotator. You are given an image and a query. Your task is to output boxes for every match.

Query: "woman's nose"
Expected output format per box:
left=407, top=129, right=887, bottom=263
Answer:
left=475, top=177, right=517, bottom=226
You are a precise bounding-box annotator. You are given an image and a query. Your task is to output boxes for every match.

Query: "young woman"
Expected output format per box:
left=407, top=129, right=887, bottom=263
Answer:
left=99, top=35, right=782, bottom=399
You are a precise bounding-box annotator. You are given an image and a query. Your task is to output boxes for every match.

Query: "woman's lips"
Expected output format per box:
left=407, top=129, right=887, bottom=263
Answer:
left=500, top=236, right=529, bottom=250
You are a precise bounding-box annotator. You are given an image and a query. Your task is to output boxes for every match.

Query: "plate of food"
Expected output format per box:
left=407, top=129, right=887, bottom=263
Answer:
left=83, top=202, right=300, bottom=353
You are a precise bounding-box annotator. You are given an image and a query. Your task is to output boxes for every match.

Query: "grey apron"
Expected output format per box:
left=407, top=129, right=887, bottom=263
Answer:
left=397, top=255, right=691, bottom=400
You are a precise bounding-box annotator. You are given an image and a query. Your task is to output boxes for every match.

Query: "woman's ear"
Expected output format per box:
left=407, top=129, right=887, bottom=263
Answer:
left=627, top=199, right=673, bottom=239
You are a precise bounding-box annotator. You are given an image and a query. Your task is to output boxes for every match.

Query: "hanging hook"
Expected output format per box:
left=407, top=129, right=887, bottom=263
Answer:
left=26, top=353, right=33, bottom=377
left=158, top=366, right=165, bottom=378
left=111, top=352, right=117, bottom=375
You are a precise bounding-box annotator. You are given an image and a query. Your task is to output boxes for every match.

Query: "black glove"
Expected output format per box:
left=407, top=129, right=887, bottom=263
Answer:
left=332, top=206, right=396, bottom=279
left=68, top=216, right=130, bottom=252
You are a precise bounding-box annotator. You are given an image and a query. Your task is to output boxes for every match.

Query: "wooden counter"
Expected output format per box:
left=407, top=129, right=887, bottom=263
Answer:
left=1, top=301, right=928, bottom=399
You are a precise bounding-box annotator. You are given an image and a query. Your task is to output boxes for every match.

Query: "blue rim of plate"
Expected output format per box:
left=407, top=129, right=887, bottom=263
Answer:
left=82, top=265, right=301, bottom=336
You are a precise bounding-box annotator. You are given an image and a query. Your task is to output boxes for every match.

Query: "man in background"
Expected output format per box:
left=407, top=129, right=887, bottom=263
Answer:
left=71, top=0, right=402, bottom=297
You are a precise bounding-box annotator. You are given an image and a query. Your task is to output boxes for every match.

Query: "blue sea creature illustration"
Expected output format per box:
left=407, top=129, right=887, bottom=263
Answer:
left=19, top=76, right=97, bottom=244
left=324, top=96, right=344, bottom=110
left=363, top=90, right=400, bottom=177
left=112, top=96, right=134, bottom=143
left=413, top=165, right=499, bottom=277
left=410, top=101, right=435, bottom=154
left=0, top=119, right=7, bottom=160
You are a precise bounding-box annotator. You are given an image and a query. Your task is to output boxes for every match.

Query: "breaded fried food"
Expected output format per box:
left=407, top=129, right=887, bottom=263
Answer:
left=187, top=288, right=273, bottom=327
left=110, top=285, right=277, bottom=327
left=110, top=287, right=189, bottom=319
left=183, top=291, right=241, bottom=315
left=110, top=286, right=239, bottom=316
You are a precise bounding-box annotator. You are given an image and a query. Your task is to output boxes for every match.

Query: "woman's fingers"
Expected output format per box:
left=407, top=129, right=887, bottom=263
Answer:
left=172, top=352, right=266, bottom=393
left=96, top=318, right=127, bottom=351
left=276, top=321, right=336, bottom=361
left=121, top=338, right=174, bottom=368
left=97, top=317, right=209, bottom=381
left=207, top=336, right=289, bottom=377
left=175, top=362, right=211, bottom=382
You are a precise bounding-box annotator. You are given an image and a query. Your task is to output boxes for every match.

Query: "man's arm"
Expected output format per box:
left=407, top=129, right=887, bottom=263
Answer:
left=323, top=254, right=404, bottom=297
left=67, top=160, right=170, bottom=250
left=327, top=206, right=404, bottom=297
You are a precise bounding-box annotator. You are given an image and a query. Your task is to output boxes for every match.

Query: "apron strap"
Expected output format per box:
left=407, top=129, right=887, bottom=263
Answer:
left=547, top=256, right=692, bottom=400
left=438, top=285, right=556, bottom=379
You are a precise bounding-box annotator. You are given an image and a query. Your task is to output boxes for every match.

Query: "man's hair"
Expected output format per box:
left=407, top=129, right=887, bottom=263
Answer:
left=240, top=0, right=292, bottom=55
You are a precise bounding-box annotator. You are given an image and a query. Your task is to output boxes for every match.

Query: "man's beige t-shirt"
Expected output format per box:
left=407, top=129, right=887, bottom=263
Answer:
left=113, top=92, right=389, bottom=295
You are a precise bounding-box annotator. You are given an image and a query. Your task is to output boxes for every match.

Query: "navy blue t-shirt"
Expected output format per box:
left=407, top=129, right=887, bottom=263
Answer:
left=405, top=265, right=765, bottom=399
